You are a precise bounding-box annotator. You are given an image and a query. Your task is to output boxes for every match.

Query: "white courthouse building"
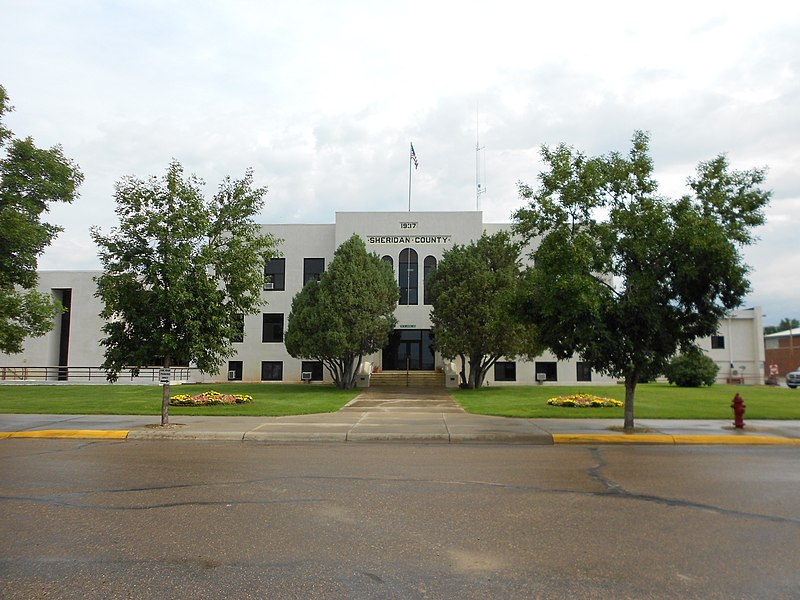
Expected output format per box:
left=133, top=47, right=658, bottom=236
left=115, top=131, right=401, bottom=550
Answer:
left=0, top=211, right=766, bottom=386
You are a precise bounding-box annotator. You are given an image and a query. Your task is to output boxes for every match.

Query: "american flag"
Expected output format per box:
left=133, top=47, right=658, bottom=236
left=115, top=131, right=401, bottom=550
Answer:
left=410, top=143, right=419, bottom=169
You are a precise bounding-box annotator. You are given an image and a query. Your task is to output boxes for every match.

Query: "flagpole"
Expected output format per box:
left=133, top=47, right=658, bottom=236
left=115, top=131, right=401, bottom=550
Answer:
left=408, top=142, right=412, bottom=212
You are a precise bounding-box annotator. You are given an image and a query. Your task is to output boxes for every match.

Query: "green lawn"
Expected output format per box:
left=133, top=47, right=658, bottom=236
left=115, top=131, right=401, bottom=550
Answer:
left=1, top=382, right=798, bottom=420
left=452, top=383, right=800, bottom=420
left=0, top=383, right=358, bottom=416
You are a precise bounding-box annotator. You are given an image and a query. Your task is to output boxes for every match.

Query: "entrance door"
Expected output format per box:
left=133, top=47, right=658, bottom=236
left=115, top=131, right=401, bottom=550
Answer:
left=382, top=329, right=435, bottom=370
left=397, top=338, right=421, bottom=370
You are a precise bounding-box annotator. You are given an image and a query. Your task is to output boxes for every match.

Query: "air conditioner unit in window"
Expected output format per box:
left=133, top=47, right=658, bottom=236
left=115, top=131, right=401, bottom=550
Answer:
left=264, top=282, right=275, bottom=290
left=301, top=371, right=312, bottom=381
left=228, top=370, right=237, bottom=380
left=536, top=373, right=547, bottom=382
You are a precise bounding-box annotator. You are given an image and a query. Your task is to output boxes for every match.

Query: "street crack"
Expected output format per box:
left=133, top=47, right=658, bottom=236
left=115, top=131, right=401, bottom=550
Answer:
left=585, top=447, right=800, bottom=525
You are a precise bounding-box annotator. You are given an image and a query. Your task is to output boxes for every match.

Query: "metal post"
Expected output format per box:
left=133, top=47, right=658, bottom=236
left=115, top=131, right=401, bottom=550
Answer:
left=408, top=144, right=412, bottom=212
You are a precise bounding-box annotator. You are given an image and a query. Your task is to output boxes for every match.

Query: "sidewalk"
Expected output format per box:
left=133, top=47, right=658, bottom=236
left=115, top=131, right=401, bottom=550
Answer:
left=2, top=386, right=800, bottom=445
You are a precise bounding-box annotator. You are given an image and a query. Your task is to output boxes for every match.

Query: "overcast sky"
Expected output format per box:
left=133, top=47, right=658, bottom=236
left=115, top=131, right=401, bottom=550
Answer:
left=2, top=0, right=798, bottom=323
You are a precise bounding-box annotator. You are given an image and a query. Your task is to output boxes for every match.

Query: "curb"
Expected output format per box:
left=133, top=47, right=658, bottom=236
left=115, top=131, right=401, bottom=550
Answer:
left=1, top=430, right=799, bottom=445
left=0, top=430, right=129, bottom=440
left=552, top=434, right=800, bottom=446
left=244, top=432, right=348, bottom=442
left=126, top=430, right=244, bottom=441
left=449, top=432, right=554, bottom=444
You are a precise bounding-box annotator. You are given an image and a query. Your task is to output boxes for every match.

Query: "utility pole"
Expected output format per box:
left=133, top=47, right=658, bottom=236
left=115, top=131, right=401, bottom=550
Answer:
left=476, top=104, right=486, bottom=210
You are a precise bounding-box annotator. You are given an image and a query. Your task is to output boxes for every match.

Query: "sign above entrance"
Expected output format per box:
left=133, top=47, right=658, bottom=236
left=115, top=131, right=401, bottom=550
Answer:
left=399, top=324, right=416, bottom=329
left=366, top=235, right=452, bottom=245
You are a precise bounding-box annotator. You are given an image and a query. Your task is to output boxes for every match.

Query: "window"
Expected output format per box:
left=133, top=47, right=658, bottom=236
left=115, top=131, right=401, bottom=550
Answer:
left=423, top=255, right=437, bottom=305
left=262, top=313, right=284, bottom=342
left=382, top=255, right=393, bottom=270
left=232, top=313, right=244, bottom=343
left=227, top=361, right=243, bottom=381
left=399, top=248, right=418, bottom=305
left=535, top=361, right=558, bottom=382
left=304, top=258, right=325, bottom=285
left=576, top=362, right=592, bottom=382
left=301, top=361, right=324, bottom=381
left=494, top=361, right=516, bottom=382
left=264, top=258, right=285, bottom=291
left=261, top=361, right=283, bottom=381
left=711, top=335, right=725, bottom=349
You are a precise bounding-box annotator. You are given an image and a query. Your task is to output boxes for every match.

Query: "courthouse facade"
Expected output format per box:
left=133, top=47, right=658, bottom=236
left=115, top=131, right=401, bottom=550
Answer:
left=0, top=211, right=766, bottom=386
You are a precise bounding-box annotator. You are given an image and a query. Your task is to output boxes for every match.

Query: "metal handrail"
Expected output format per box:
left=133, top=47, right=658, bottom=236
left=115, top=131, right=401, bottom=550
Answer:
left=0, top=366, right=195, bottom=382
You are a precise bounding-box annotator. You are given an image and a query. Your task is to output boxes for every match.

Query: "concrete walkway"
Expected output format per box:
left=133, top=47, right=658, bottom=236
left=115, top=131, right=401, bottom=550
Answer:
left=1, top=386, right=800, bottom=445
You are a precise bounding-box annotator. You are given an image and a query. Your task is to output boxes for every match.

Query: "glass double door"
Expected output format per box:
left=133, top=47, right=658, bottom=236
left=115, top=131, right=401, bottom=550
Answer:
left=382, top=329, right=435, bottom=371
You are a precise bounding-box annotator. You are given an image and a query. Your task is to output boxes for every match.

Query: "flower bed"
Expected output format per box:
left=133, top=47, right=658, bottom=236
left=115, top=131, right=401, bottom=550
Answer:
left=546, top=393, right=623, bottom=408
left=169, top=390, right=253, bottom=407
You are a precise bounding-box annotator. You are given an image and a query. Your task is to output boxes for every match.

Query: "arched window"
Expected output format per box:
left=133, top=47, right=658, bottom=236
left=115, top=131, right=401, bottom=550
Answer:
left=423, top=255, right=437, bottom=305
left=381, top=255, right=393, bottom=270
left=399, top=248, right=418, bottom=305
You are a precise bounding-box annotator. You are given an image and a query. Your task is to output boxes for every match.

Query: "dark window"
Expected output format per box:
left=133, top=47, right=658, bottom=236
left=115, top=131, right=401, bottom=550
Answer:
left=262, top=313, right=284, bottom=342
left=382, top=255, right=393, bottom=269
left=232, top=313, right=244, bottom=343
left=399, top=248, right=418, bottom=305
left=494, top=361, right=516, bottom=382
left=227, top=361, right=243, bottom=381
left=535, top=361, right=558, bottom=382
left=423, top=255, right=437, bottom=305
left=576, top=362, right=592, bottom=382
left=301, top=361, right=324, bottom=381
left=261, top=361, right=283, bottom=381
left=304, top=258, right=325, bottom=285
left=53, top=288, right=72, bottom=380
left=264, top=258, right=285, bottom=291
left=711, top=335, right=725, bottom=349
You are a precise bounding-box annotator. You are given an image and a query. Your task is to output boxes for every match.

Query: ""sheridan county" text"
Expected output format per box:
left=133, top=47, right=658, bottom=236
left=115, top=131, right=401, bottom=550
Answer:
left=366, top=235, right=452, bottom=245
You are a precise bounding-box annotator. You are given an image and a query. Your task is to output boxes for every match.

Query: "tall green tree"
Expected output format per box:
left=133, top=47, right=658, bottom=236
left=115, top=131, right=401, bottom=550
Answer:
left=764, top=318, right=799, bottom=335
left=285, top=234, right=398, bottom=389
left=91, top=160, right=278, bottom=424
left=514, top=131, right=769, bottom=430
left=0, top=84, right=83, bottom=354
left=427, top=231, right=541, bottom=388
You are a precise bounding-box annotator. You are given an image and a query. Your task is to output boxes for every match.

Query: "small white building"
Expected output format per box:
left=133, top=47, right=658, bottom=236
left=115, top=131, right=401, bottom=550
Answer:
left=695, top=308, right=765, bottom=386
left=0, top=211, right=765, bottom=386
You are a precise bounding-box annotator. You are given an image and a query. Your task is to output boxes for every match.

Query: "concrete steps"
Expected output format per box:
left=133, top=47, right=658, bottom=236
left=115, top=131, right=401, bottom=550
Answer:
left=370, top=370, right=445, bottom=388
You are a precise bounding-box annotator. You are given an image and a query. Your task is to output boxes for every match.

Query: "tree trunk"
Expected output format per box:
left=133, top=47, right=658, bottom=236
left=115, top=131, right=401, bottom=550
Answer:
left=342, top=355, right=357, bottom=389
left=322, top=359, right=337, bottom=387
left=161, top=355, right=171, bottom=426
left=623, top=372, right=638, bottom=431
left=474, top=373, right=484, bottom=388
left=328, top=359, right=342, bottom=388
left=473, top=364, right=485, bottom=389
left=476, top=357, right=496, bottom=390
left=458, top=354, right=467, bottom=387
left=468, top=354, right=483, bottom=388
left=351, top=354, right=363, bottom=389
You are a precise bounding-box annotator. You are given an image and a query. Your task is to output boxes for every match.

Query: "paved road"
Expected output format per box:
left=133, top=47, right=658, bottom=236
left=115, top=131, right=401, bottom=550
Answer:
left=1, top=440, right=799, bottom=599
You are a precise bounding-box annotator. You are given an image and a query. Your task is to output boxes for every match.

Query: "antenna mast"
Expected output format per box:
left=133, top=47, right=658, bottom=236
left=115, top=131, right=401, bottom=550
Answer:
left=476, top=103, right=486, bottom=210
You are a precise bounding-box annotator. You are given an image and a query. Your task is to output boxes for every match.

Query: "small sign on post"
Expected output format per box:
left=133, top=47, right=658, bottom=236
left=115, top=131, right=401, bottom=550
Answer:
left=159, top=368, right=171, bottom=384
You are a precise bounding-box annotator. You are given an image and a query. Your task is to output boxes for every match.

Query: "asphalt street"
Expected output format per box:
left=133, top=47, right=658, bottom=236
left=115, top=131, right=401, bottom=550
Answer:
left=1, top=440, right=799, bottom=599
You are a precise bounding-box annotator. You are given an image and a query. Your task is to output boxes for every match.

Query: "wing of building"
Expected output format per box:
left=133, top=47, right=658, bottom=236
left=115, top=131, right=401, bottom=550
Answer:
left=764, top=328, right=800, bottom=378
left=0, top=211, right=766, bottom=386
